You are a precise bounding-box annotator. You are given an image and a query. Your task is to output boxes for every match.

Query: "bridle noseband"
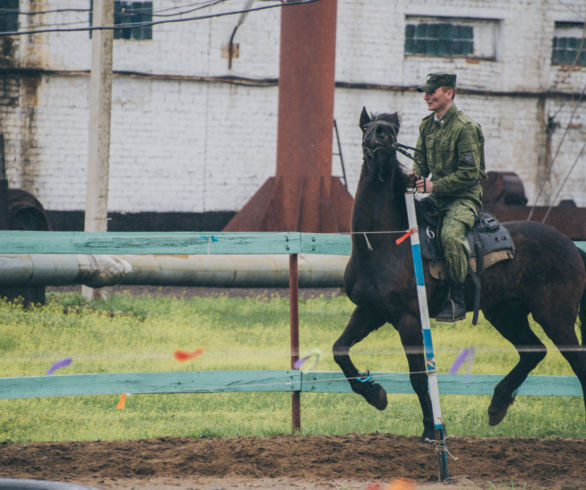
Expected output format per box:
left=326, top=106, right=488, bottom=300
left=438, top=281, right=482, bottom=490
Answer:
left=362, top=119, right=400, bottom=181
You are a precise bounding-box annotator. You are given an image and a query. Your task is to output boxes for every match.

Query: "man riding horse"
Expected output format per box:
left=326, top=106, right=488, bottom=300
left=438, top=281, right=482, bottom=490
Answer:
left=410, top=72, right=487, bottom=322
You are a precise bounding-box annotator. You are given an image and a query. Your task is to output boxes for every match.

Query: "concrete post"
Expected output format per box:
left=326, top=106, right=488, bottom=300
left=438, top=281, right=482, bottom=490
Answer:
left=0, top=135, right=9, bottom=230
left=83, top=0, right=114, bottom=300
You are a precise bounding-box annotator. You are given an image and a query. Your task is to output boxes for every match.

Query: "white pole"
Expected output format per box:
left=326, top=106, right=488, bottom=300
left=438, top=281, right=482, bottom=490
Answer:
left=84, top=0, right=114, bottom=300
left=404, top=191, right=449, bottom=481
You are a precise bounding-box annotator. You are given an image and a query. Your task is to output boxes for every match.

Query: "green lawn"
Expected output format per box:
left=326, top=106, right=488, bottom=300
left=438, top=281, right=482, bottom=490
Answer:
left=0, top=291, right=584, bottom=442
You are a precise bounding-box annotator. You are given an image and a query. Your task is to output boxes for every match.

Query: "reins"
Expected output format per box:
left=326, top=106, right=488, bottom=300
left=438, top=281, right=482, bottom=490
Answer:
left=392, top=142, right=422, bottom=161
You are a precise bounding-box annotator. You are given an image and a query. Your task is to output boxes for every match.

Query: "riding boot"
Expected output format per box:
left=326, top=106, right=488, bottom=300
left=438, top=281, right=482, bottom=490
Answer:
left=435, top=281, right=466, bottom=322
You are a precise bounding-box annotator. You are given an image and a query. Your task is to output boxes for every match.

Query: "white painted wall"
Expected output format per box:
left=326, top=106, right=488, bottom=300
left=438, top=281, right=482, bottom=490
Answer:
left=1, top=0, right=584, bottom=215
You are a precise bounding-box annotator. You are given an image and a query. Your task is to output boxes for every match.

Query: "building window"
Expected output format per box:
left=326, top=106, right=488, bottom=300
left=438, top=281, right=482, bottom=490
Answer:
left=90, top=1, right=152, bottom=40
left=0, top=0, right=19, bottom=34
left=405, top=23, right=473, bottom=57
left=552, top=22, right=586, bottom=66
left=405, top=16, right=499, bottom=60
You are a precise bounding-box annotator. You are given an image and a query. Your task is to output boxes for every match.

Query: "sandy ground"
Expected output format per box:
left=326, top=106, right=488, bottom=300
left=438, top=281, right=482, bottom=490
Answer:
left=1, top=434, right=585, bottom=489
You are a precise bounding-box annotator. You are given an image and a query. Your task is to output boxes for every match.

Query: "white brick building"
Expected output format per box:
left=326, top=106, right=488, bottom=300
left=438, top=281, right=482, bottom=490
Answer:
left=0, top=0, right=584, bottom=230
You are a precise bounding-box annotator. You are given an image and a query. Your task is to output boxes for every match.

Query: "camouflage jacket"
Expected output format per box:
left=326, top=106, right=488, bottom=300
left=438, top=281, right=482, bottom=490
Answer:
left=413, top=104, right=486, bottom=206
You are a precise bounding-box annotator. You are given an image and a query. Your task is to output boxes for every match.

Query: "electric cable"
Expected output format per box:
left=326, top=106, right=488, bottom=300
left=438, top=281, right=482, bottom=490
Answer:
left=0, top=1, right=230, bottom=31
left=549, top=16, right=586, bottom=120
left=542, top=141, right=586, bottom=224
left=0, top=0, right=321, bottom=37
left=527, top=82, right=585, bottom=219
left=0, top=7, right=90, bottom=16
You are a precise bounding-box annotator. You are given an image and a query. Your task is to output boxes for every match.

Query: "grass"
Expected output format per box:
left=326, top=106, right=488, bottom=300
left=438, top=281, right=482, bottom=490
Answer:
left=0, top=290, right=584, bottom=443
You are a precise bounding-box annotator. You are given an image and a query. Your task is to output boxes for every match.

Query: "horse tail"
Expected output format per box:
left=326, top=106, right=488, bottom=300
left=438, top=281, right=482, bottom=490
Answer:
left=578, top=246, right=586, bottom=346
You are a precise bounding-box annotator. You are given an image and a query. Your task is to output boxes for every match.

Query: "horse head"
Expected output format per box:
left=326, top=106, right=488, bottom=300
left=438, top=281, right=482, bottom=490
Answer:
left=359, top=107, right=406, bottom=190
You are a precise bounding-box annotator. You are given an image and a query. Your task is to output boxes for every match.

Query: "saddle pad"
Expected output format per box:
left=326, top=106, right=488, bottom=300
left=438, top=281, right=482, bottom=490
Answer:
left=429, top=249, right=515, bottom=280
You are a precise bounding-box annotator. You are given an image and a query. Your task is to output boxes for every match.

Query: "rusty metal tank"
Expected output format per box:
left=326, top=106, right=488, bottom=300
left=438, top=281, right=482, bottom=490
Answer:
left=482, top=171, right=586, bottom=240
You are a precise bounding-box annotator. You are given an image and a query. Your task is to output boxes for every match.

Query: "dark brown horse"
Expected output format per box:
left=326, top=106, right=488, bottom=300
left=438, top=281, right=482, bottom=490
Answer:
left=333, top=108, right=586, bottom=441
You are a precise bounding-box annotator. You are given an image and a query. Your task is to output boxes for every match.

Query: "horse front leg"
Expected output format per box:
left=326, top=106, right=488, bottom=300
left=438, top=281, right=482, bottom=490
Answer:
left=333, top=306, right=388, bottom=410
left=397, top=313, right=435, bottom=442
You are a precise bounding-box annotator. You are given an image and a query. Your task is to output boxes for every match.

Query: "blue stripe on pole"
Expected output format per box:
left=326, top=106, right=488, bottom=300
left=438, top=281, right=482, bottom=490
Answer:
left=412, top=244, right=425, bottom=286
left=422, top=328, right=434, bottom=358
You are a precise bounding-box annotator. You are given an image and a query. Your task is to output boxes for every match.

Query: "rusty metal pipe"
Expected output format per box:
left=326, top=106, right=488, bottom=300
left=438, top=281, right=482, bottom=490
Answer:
left=289, top=254, right=301, bottom=432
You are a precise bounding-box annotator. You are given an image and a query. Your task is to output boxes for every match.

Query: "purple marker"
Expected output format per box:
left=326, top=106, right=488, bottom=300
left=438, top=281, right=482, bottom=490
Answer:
left=46, top=357, right=73, bottom=376
left=449, top=349, right=469, bottom=374
left=294, top=356, right=309, bottom=370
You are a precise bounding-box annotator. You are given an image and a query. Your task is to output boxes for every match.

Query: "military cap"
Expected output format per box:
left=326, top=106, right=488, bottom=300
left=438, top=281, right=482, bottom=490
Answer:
left=417, top=72, right=457, bottom=93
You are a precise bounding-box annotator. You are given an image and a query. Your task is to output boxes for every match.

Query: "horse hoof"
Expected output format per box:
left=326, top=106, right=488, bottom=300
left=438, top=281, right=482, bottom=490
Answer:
left=488, top=408, right=507, bottom=426
left=364, top=383, right=388, bottom=411
left=488, top=396, right=514, bottom=426
left=419, top=431, right=435, bottom=444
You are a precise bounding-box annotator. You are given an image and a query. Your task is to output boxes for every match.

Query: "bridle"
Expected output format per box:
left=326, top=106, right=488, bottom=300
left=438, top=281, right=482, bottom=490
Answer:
left=362, top=119, right=421, bottom=163
left=359, top=116, right=419, bottom=250
left=362, top=119, right=399, bottom=184
left=362, top=119, right=397, bottom=167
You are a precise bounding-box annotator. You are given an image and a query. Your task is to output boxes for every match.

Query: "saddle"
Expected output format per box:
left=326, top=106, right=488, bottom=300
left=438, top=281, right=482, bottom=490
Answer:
left=415, top=199, right=515, bottom=324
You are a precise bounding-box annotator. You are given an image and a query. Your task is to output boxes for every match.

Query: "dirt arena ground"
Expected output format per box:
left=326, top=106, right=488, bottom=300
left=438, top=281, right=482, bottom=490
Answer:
left=1, top=433, right=585, bottom=489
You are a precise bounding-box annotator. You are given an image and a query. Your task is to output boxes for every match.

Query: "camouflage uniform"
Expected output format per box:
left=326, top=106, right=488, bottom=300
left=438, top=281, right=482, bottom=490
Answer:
left=413, top=103, right=486, bottom=282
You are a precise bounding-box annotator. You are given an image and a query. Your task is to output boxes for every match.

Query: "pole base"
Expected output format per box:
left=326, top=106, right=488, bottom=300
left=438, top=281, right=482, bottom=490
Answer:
left=223, top=176, right=353, bottom=232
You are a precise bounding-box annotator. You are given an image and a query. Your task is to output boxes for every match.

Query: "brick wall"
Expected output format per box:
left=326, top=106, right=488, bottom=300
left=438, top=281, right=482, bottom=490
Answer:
left=1, top=0, right=584, bottom=221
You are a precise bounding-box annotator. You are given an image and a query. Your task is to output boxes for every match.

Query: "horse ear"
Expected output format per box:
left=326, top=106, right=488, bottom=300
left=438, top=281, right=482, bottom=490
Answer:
left=359, top=107, right=371, bottom=130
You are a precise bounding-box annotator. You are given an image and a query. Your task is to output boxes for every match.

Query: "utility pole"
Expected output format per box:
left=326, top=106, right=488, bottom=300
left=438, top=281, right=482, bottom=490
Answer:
left=83, top=0, right=114, bottom=301
left=0, top=135, right=9, bottom=230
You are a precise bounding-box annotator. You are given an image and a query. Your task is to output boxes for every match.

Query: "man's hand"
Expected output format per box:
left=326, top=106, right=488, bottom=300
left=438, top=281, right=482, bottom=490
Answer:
left=415, top=177, right=433, bottom=194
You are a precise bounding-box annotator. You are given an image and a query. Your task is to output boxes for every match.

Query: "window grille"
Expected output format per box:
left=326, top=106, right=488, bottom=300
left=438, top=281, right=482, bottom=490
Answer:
left=405, top=23, right=473, bottom=57
left=404, top=16, right=499, bottom=60
left=552, top=22, right=585, bottom=66
left=0, top=0, right=19, bottom=34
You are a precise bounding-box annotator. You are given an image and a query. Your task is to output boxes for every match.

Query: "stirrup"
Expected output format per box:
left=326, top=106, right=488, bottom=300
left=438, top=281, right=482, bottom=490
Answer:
left=435, top=298, right=465, bottom=322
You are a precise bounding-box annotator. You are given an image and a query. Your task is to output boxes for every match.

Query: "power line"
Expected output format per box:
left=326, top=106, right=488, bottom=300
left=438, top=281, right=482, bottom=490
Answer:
left=0, top=7, right=90, bottom=16
left=542, top=141, right=586, bottom=224
left=149, top=0, right=229, bottom=18
left=549, top=17, right=586, bottom=119
left=0, top=1, right=221, bottom=17
left=0, top=0, right=321, bottom=37
left=527, top=81, right=586, bottom=219
left=0, top=1, right=228, bottom=31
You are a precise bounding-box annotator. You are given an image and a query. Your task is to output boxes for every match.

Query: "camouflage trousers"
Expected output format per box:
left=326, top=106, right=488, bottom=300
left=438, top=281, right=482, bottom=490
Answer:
left=431, top=197, right=480, bottom=282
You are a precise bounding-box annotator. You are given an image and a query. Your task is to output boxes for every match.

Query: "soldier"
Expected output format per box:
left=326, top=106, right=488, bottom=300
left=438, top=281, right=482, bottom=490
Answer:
left=410, top=73, right=486, bottom=322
